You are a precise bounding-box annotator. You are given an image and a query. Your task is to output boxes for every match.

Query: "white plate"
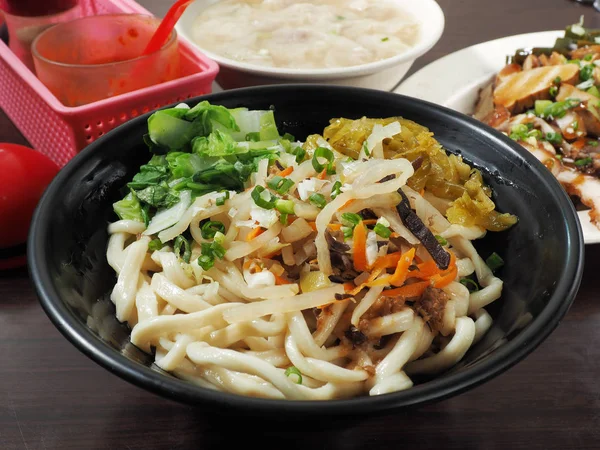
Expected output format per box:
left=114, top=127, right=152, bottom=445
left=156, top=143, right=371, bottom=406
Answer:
left=395, top=30, right=600, bottom=244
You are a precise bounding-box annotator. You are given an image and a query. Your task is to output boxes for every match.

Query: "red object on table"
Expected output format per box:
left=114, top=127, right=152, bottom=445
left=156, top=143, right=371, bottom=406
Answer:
left=0, top=143, right=59, bottom=270
left=0, top=0, right=79, bottom=16
left=142, top=0, right=193, bottom=55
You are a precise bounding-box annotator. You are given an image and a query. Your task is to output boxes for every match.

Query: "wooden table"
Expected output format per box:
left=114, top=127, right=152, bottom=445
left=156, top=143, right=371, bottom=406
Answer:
left=2, top=1, right=600, bottom=448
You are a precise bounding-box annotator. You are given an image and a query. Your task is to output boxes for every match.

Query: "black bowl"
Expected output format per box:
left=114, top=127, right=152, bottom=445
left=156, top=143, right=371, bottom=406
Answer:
left=28, top=85, right=584, bottom=416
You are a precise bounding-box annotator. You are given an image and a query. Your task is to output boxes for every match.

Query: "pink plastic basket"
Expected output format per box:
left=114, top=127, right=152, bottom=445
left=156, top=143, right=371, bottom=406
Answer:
left=0, top=0, right=219, bottom=167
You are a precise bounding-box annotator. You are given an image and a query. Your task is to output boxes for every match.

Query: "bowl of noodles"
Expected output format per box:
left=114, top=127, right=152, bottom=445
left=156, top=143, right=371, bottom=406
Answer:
left=28, top=85, right=583, bottom=414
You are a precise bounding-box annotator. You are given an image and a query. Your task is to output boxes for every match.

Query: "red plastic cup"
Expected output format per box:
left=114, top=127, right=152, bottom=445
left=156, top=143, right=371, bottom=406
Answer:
left=2, top=2, right=81, bottom=72
left=31, top=14, right=180, bottom=107
left=0, top=0, right=79, bottom=16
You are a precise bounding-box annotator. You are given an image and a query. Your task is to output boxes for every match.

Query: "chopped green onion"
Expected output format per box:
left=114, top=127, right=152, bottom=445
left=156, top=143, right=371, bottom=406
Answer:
left=342, top=226, right=353, bottom=240
left=585, top=54, right=594, bottom=61
left=535, top=100, right=553, bottom=116
left=331, top=180, right=342, bottom=199
left=245, top=132, right=261, bottom=142
left=174, top=235, right=191, bottom=263
left=309, top=193, right=327, bottom=208
left=541, top=98, right=581, bottom=119
left=284, top=366, right=303, bottom=384
left=251, top=186, right=277, bottom=209
left=280, top=213, right=289, bottom=225
left=341, top=212, right=362, bottom=228
left=587, top=85, right=600, bottom=98
left=216, top=191, right=230, bottom=206
left=553, top=76, right=562, bottom=84
left=575, top=157, right=593, bottom=166
left=202, top=241, right=226, bottom=260
left=549, top=86, right=558, bottom=97
left=288, top=145, right=306, bottom=164
left=528, top=129, right=542, bottom=139
left=148, top=239, right=163, bottom=251
left=213, top=231, right=225, bottom=245
left=275, top=199, right=295, bottom=214
left=460, top=278, right=480, bottom=292
left=201, top=221, right=226, bottom=239
left=198, top=254, right=215, bottom=270
left=486, top=252, right=504, bottom=272
left=312, top=147, right=335, bottom=174
left=580, top=63, right=594, bottom=81
left=373, top=223, right=392, bottom=238
left=572, top=121, right=579, bottom=131
left=362, top=141, right=370, bottom=157
left=568, top=59, right=581, bottom=66
left=435, top=235, right=448, bottom=246
left=589, top=140, right=599, bottom=147
left=381, top=37, right=389, bottom=42
left=545, top=132, right=563, bottom=145
left=556, top=154, right=563, bottom=160
left=336, top=15, right=345, bottom=20
left=282, top=132, right=295, bottom=141
left=267, top=176, right=294, bottom=194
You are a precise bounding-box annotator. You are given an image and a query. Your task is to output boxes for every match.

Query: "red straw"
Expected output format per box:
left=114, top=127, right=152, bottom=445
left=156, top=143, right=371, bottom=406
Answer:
left=142, top=0, right=194, bottom=56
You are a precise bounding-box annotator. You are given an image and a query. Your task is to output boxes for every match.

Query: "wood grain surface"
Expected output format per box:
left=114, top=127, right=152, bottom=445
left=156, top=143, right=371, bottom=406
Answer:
left=1, top=1, right=600, bottom=448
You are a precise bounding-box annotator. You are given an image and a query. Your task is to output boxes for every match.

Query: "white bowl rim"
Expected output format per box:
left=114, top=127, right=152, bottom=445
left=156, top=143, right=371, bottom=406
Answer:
left=176, top=0, right=445, bottom=80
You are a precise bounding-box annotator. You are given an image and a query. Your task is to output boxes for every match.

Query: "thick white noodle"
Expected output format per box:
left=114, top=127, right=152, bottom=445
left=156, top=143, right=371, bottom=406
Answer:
left=406, top=316, right=476, bottom=375
left=223, top=284, right=344, bottom=324
left=110, top=236, right=149, bottom=322
left=312, top=299, right=350, bottom=347
left=473, top=308, right=493, bottom=344
left=351, top=286, right=384, bottom=327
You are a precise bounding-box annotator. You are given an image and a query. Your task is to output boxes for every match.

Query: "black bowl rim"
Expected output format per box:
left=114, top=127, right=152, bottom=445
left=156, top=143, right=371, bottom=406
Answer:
left=28, top=84, right=584, bottom=415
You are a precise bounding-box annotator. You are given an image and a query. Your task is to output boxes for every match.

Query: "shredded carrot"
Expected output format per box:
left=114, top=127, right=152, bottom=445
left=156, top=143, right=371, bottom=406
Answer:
left=307, top=221, right=317, bottom=231
left=369, top=248, right=416, bottom=287
left=317, top=168, right=327, bottom=180
left=408, top=260, right=440, bottom=279
left=279, top=166, right=294, bottom=177
left=328, top=223, right=343, bottom=231
left=431, top=266, right=457, bottom=288
left=246, top=227, right=265, bottom=241
left=382, top=281, right=430, bottom=298
left=349, top=266, right=384, bottom=295
left=419, top=188, right=425, bottom=196
left=572, top=138, right=586, bottom=151
left=362, top=219, right=378, bottom=226
left=343, top=282, right=355, bottom=292
left=390, top=232, right=399, bottom=238
left=372, top=251, right=403, bottom=271
left=273, top=273, right=292, bottom=285
left=430, top=251, right=458, bottom=288
left=341, top=199, right=355, bottom=210
left=352, top=223, right=368, bottom=272
left=387, top=247, right=416, bottom=286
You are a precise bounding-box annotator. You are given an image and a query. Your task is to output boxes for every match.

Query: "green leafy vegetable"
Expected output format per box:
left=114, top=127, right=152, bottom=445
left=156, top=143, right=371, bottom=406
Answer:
left=135, top=184, right=180, bottom=209
left=113, top=192, right=144, bottom=222
left=331, top=180, right=342, bottom=199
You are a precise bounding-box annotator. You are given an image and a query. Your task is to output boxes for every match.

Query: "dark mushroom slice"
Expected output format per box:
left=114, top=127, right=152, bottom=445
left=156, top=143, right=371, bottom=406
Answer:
left=344, top=326, right=368, bottom=347
left=395, top=188, right=450, bottom=270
